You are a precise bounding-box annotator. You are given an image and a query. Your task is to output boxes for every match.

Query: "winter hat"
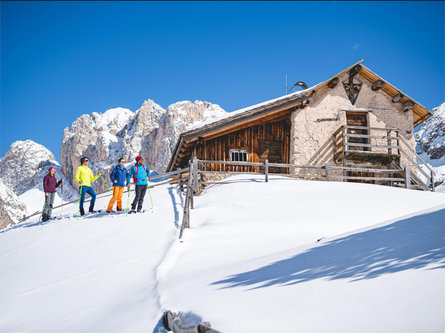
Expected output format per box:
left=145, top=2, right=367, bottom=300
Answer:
left=48, top=167, right=55, bottom=172
left=135, top=156, right=143, bottom=162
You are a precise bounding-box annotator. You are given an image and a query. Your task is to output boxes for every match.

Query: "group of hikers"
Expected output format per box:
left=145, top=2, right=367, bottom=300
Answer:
left=41, top=155, right=152, bottom=221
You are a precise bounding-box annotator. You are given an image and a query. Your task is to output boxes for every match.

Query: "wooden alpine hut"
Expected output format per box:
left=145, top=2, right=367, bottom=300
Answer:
left=167, top=60, right=435, bottom=190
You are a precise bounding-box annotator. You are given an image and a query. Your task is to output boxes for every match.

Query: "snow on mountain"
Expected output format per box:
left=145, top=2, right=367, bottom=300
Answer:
left=61, top=100, right=227, bottom=193
left=1, top=176, right=444, bottom=332
left=0, top=140, right=78, bottom=226
left=0, top=181, right=27, bottom=229
left=416, top=102, right=445, bottom=191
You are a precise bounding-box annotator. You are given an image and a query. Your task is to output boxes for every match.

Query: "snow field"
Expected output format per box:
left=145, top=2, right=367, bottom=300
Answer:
left=1, top=175, right=445, bottom=332
left=160, top=176, right=445, bottom=332
left=0, top=185, right=181, bottom=332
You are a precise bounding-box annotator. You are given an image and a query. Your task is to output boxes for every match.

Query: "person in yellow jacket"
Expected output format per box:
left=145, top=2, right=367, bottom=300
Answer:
left=75, top=156, right=101, bottom=216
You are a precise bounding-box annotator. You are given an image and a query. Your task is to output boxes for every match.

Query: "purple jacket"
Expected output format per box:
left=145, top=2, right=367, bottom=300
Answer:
left=43, top=173, right=62, bottom=193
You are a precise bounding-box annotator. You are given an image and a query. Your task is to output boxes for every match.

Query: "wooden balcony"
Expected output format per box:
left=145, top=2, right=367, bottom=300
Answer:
left=332, top=125, right=435, bottom=191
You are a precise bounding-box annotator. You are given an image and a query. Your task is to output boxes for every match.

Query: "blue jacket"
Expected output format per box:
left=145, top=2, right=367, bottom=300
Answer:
left=126, top=164, right=150, bottom=185
left=110, top=164, right=128, bottom=187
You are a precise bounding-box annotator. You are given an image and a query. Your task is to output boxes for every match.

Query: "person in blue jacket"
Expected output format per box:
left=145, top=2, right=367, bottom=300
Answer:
left=126, top=155, right=150, bottom=213
left=106, top=157, right=128, bottom=213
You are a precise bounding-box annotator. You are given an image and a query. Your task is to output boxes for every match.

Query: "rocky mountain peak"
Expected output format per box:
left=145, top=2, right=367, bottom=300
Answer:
left=416, top=102, right=445, bottom=160
left=60, top=98, right=227, bottom=192
left=0, top=140, right=58, bottom=195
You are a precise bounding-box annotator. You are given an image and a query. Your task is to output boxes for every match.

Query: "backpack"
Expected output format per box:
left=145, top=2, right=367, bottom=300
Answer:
left=132, top=164, right=148, bottom=184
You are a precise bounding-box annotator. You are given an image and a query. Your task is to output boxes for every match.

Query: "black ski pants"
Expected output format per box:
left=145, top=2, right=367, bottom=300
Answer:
left=132, top=185, right=147, bottom=211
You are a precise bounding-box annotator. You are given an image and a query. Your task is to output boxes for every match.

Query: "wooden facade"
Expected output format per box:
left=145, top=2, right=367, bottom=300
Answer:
left=196, top=115, right=291, bottom=173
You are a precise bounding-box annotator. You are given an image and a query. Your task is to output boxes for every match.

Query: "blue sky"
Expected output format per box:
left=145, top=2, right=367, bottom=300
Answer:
left=1, top=1, right=444, bottom=160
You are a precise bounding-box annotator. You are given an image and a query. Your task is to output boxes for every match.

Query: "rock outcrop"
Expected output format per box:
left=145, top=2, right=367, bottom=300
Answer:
left=0, top=197, right=14, bottom=229
left=0, top=183, right=26, bottom=228
left=415, top=102, right=445, bottom=191
left=61, top=100, right=227, bottom=192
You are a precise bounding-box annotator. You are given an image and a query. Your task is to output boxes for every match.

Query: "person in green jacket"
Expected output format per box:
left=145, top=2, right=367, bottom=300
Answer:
left=75, top=156, right=101, bottom=215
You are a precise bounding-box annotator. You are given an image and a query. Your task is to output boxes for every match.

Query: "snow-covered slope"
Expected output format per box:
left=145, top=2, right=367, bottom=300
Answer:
left=0, top=140, right=77, bottom=226
left=416, top=102, right=445, bottom=191
left=1, top=176, right=444, bottom=332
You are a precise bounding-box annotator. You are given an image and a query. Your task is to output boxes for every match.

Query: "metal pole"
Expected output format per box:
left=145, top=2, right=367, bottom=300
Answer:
left=100, top=174, right=113, bottom=193
left=78, top=185, right=83, bottom=218
left=126, top=186, right=131, bottom=216
left=285, top=73, right=288, bottom=95
left=147, top=180, right=154, bottom=210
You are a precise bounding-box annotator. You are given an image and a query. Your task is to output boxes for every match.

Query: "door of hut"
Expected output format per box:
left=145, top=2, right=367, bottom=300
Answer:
left=345, top=112, right=373, bottom=183
left=258, top=140, right=283, bottom=173
left=346, top=112, right=369, bottom=151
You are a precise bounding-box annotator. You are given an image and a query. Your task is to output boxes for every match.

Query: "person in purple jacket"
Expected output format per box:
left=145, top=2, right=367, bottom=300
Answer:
left=42, top=167, right=63, bottom=221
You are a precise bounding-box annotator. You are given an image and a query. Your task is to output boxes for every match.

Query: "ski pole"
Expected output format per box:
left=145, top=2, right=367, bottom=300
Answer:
left=126, top=186, right=131, bottom=217
left=147, top=180, right=154, bottom=210
left=60, top=181, right=63, bottom=219
left=78, top=185, right=83, bottom=218
left=99, top=174, right=113, bottom=193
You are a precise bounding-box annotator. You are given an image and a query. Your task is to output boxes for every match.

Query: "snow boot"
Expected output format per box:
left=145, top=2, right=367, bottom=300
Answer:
left=41, top=214, right=48, bottom=222
left=89, top=206, right=100, bottom=213
left=80, top=208, right=85, bottom=216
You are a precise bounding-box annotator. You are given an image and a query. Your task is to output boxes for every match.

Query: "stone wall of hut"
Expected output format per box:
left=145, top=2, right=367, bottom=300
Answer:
left=290, top=72, right=416, bottom=172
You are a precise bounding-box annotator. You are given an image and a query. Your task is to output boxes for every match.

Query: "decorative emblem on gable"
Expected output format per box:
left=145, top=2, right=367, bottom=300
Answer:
left=343, top=64, right=362, bottom=105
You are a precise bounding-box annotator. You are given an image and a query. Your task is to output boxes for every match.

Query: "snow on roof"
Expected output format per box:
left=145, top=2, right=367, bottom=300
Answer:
left=187, top=85, right=317, bottom=132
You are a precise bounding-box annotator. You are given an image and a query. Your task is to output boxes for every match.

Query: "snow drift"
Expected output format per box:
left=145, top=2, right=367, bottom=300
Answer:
left=1, top=175, right=444, bottom=332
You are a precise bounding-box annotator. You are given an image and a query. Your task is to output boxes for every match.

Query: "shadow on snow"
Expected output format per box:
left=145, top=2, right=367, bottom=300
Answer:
left=212, top=208, right=445, bottom=290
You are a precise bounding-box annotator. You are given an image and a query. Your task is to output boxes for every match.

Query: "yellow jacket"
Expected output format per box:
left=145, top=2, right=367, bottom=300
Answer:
left=75, top=165, right=99, bottom=187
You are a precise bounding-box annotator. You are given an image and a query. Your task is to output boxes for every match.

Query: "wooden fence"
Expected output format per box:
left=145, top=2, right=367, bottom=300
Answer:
left=18, top=153, right=435, bottom=239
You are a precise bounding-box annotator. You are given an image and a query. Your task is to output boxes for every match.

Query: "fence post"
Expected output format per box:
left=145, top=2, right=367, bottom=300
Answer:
left=342, top=126, right=347, bottom=181
left=190, top=177, right=194, bottom=210
left=265, top=159, right=269, bottom=182
left=387, top=129, right=392, bottom=155
left=396, top=130, right=401, bottom=156
left=325, top=162, right=329, bottom=181
left=193, top=156, right=198, bottom=195
left=405, top=166, right=411, bottom=189
left=431, top=170, right=435, bottom=192
left=177, top=168, right=183, bottom=192
left=189, top=160, right=194, bottom=209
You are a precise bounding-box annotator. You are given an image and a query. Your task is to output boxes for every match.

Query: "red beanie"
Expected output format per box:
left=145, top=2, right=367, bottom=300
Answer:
left=48, top=167, right=55, bottom=173
left=135, top=156, right=143, bottom=162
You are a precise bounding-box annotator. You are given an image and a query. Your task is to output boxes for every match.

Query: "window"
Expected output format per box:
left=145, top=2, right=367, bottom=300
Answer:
left=229, top=149, right=249, bottom=162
